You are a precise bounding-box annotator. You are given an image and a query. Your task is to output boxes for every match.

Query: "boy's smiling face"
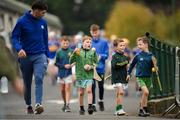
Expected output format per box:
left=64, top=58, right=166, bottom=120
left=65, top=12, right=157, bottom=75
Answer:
left=137, top=40, right=148, bottom=51
left=83, top=39, right=92, bottom=50
left=116, top=41, right=126, bottom=53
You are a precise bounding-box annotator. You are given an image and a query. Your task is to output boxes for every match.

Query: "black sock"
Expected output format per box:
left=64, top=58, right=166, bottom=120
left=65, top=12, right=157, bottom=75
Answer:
left=80, top=106, right=84, bottom=110
left=88, top=104, right=92, bottom=107
left=143, top=107, right=148, bottom=112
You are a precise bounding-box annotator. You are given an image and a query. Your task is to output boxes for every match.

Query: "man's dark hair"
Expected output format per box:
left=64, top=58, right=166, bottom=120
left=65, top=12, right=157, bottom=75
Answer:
left=31, top=0, right=48, bottom=10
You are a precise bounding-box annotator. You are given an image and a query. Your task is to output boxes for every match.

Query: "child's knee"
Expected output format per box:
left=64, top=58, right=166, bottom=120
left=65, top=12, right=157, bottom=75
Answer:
left=143, top=90, right=149, bottom=96
left=117, top=91, right=124, bottom=96
left=87, top=90, right=92, bottom=94
left=79, top=91, right=84, bottom=96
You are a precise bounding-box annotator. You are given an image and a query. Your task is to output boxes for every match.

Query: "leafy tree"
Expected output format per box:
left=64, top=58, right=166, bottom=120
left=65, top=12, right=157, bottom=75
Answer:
left=105, top=1, right=154, bottom=47
left=46, top=0, right=116, bottom=35
left=105, top=1, right=180, bottom=47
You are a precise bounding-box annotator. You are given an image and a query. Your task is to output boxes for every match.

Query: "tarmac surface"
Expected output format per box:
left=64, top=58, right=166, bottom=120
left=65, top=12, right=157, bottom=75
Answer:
left=0, top=75, right=177, bottom=120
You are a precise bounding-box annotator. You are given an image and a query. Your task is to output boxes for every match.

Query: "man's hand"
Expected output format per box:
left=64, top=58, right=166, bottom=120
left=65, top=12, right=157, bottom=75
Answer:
left=18, top=49, right=26, bottom=58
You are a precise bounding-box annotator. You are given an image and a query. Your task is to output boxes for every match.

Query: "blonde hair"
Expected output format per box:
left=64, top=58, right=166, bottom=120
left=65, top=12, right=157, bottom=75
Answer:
left=82, top=35, right=92, bottom=42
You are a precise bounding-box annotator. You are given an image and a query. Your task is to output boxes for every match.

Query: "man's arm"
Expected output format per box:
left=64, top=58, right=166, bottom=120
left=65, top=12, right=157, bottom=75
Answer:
left=12, top=19, right=22, bottom=53
left=127, top=55, right=138, bottom=75
left=100, top=41, right=109, bottom=60
left=43, top=22, right=49, bottom=58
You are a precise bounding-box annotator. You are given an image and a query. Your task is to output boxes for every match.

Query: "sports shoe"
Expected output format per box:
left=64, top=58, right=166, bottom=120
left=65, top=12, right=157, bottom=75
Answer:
left=34, top=104, right=44, bottom=114
left=92, top=105, right=97, bottom=112
left=64, top=105, right=71, bottom=112
left=98, top=101, right=104, bottom=111
left=88, top=105, right=94, bottom=115
left=61, top=104, right=66, bottom=112
left=114, top=109, right=126, bottom=116
left=143, top=107, right=150, bottom=116
left=79, top=109, right=85, bottom=115
left=138, top=109, right=148, bottom=117
left=26, top=105, right=34, bottom=114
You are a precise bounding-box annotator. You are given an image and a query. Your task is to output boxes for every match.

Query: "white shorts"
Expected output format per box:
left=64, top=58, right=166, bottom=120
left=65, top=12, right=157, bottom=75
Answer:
left=72, top=65, right=76, bottom=74
left=57, top=75, right=72, bottom=84
left=112, top=83, right=128, bottom=90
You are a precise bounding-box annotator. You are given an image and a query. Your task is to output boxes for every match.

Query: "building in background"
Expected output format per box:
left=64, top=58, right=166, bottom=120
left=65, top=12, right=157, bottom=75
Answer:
left=0, top=0, right=63, bottom=49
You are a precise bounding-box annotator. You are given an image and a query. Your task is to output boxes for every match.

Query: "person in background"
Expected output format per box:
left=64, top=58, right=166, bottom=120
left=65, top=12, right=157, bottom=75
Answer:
left=0, top=35, right=24, bottom=118
left=90, top=24, right=109, bottom=112
left=12, top=0, right=49, bottom=114
left=47, top=31, right=59, bottom=85
left=122, top=38, right=132, bottom=97
left=55, top=36, right=73, bottom=112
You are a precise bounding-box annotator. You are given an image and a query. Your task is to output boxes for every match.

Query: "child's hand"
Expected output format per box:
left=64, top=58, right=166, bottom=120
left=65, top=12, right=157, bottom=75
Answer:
left=64, top=64, right=71, bottom=69
left=84, top=64, right=92, bottom=71
left=74, top=48, right=80, bottom=55
left=126, top=75, right=130, bottom=81
left=71, top=62, right=76, bottom=67
left=152, top=66, right=158, bottom=72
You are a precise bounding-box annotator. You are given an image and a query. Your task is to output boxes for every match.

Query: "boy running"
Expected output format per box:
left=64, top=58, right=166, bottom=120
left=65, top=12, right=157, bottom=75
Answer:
left=127, top=36, right=157, bottom=117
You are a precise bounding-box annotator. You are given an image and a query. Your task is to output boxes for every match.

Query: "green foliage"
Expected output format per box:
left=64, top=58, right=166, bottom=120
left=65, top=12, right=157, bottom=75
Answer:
left=105, top=1, right=180, bottom=47
left=152, top=10, right=180, bottom=46
left=152, top=11, right=169, bottom=42
left=46, top=0, right=116, bottom=35
left=167, top=10, right=180, bottom=46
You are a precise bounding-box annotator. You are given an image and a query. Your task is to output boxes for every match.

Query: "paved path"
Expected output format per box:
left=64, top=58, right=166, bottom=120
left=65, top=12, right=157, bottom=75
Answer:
left=0, top=75, right=176, bottom=120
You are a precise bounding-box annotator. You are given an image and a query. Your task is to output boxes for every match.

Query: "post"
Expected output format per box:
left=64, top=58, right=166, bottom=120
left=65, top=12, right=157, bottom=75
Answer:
left=175, top=47, right=179, bottom=103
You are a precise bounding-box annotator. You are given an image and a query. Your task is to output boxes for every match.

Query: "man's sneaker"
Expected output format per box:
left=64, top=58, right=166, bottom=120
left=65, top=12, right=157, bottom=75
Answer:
left=138, top=109, right=148, bottom=117
left=88, top=105, right=94, bottom=115
left=64, top=105, right=71, bottom=112
left=61, top=104, right=66, bottom=112
left=92, top=105, right=97, bottom=112
left=26, top=106, right=34, bottom=114
left=98, top=101, right=104, bottom=111
left=34, top=104, right=44, bottom=114
left=79, top=109, right=85, bottom=115
left=114, top=109, right=126, bottom=116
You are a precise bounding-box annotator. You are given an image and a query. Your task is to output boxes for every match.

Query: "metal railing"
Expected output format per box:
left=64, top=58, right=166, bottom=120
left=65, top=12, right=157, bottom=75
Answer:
left=161, top=47, right=180, bottom=118
left=146, top=33, right=177, bottom=99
